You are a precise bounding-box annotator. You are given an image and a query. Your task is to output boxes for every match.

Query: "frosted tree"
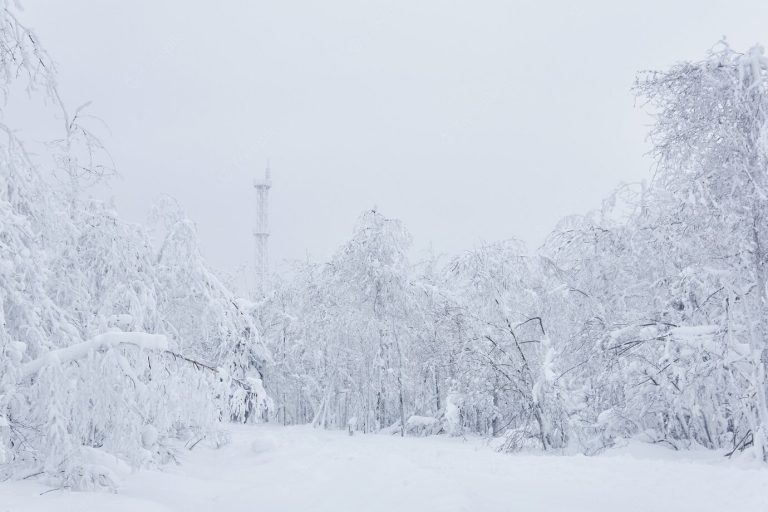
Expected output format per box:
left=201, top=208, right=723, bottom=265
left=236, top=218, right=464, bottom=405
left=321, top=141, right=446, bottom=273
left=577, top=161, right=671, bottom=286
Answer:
left=259, top=210, right=420, bottom=434
left=635, top=42, right=768, bottom=458
left=151, top=196, right=271, bottom=422
left=259, top=264, right=326, bottom=425
left=0, top=3, right=269, bottom=488
left=320, top=210, right=414, bottom=432
left=441, top=242, right=557, bottom=447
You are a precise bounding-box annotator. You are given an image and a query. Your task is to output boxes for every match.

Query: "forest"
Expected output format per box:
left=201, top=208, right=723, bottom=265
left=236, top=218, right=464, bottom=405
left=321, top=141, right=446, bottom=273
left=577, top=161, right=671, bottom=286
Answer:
left=2, top=2, right=768, bottom=502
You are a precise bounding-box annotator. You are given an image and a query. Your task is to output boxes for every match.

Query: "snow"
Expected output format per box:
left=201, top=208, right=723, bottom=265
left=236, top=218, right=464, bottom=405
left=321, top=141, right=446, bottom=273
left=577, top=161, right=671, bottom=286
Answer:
left=738, top=45, right=768, bottom=90
left=3, top=424, right=768, bottom=512
left=19, top=332, right=169, bottom=379
left=406, top=415, right=439, bottom=427
left=669, top=325, right=719, bottom=338
left=141, top=425, right=159, bottom=449
left=444, top=393, right=461, bottom=436
left=404, top=415, right=441, bottom=435
left=668, top=325, right=722, bottom=353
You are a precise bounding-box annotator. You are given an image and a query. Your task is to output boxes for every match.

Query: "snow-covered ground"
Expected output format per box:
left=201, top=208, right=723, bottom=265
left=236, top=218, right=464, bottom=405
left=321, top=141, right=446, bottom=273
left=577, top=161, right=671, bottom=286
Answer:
left=3, top=425, right=768, bottom=512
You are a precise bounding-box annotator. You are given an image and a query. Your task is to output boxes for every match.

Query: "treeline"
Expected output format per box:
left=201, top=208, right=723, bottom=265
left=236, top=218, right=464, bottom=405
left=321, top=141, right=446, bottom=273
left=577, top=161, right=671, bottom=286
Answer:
left=259, top=43, right=768, bottom=460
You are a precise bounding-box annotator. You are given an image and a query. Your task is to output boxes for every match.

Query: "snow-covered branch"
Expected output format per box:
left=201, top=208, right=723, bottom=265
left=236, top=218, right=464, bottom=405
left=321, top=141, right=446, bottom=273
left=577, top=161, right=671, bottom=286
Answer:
left=19, top=332, right=168, bottom=379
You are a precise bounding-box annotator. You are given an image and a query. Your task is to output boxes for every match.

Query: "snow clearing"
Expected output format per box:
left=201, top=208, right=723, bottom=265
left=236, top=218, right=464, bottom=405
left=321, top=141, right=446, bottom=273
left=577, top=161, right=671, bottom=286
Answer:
left=3, top=424, right=768, bottom=512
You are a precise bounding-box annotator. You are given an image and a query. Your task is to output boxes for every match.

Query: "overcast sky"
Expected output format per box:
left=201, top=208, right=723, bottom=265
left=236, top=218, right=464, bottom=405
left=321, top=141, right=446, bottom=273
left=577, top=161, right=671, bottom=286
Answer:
left=18, top=1, right=768, bottom=280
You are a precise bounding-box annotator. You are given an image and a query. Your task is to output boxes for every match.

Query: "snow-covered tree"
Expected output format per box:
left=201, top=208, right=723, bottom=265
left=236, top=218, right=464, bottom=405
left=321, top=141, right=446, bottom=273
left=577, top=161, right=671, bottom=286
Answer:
left=631, top=42, right=768, bottom=458
left=0, top=3, right=269, bottom=488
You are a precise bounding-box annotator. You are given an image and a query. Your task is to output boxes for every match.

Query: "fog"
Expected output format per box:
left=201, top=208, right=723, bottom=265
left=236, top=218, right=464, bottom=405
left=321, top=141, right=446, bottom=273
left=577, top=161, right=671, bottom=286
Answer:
left=19, top=0, right=768, bottom=278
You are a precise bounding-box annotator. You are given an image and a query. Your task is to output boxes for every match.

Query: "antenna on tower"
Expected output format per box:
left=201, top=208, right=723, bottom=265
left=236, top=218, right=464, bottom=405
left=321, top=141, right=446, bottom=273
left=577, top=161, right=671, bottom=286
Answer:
left=253, top=162, right=272, bottom=296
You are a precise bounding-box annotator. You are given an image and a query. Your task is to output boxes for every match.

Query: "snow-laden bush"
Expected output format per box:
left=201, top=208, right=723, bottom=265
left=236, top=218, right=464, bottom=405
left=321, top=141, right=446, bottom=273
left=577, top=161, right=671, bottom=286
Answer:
left=7, top=334, right=224, bottom=490
left=404, top=415, right=442, bottom=436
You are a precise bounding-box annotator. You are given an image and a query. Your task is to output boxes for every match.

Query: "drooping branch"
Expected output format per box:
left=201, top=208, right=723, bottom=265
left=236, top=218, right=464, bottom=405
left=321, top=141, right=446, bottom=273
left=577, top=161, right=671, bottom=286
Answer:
left=20, top=332, right=168, bottom=379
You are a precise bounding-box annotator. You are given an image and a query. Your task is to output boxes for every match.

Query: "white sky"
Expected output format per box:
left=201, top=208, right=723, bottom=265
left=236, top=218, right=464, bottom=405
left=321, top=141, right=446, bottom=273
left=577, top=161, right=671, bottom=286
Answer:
left=17, top=1, right=768, bottom=279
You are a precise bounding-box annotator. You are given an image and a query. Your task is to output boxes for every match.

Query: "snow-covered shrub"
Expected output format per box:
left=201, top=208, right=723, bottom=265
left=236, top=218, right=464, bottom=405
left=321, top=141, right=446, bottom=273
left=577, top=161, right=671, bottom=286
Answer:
left=405, top=415, right=442, bottom=436
left=10, top=334, right=223, bottom=490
